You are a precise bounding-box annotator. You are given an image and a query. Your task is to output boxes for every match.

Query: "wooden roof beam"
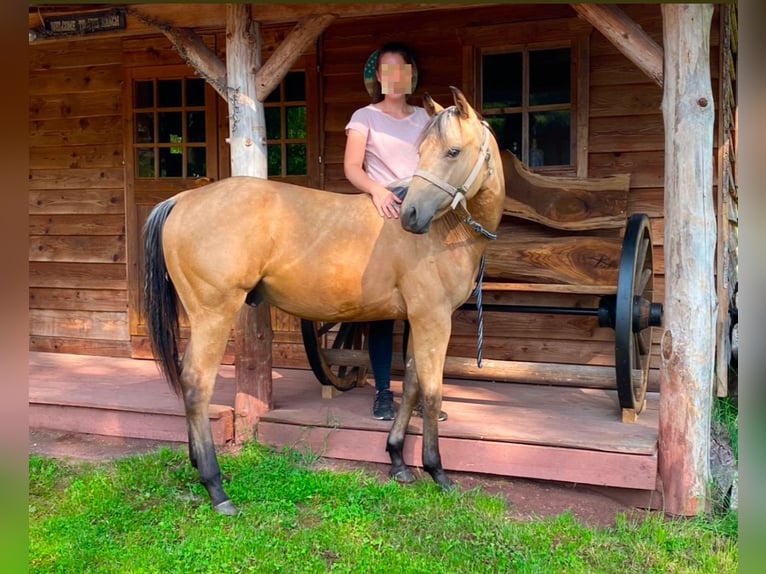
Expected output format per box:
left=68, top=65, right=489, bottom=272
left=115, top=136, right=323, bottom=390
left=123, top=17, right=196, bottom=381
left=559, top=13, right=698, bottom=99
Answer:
left=570, top=3, right=664, bottom=87
left=129, top=7, right=337, bottom=102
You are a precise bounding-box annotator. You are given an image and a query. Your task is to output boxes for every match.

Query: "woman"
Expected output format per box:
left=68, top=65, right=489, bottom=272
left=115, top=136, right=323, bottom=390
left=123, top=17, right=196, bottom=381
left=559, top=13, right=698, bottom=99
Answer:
left=344, top=41, right=447, bottom=422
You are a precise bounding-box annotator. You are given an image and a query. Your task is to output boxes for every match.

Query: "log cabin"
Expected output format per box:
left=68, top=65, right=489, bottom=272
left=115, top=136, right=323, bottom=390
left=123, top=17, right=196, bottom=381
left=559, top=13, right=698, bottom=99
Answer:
left=28, top=3, right=738, bottom=515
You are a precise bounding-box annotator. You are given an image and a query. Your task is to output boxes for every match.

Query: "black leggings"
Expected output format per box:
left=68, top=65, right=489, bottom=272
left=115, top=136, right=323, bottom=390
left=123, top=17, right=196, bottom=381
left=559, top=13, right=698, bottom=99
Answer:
left=368, top=319, right=395, bottom=392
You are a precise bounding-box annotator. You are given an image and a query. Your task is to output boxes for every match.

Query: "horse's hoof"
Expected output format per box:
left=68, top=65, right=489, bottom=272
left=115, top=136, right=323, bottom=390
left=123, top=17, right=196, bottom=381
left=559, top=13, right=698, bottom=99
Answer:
left=389, top=468, right=416, bottom=484
left=213, top=499, right=239, bottom=516
left=431, top=470, right=455, bottom=491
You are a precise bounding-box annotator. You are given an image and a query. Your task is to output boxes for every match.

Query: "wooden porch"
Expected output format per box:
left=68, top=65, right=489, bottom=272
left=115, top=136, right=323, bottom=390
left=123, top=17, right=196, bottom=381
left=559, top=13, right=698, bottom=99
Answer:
left=29, top=351, right=659, bottom=494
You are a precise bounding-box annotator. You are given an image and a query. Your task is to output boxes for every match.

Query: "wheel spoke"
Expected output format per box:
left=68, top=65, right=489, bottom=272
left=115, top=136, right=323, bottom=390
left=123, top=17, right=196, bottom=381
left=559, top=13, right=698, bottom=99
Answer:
left=637, top=267, right=653, bottom=294
left=636, top=236, right=650, bottom=273
left=317, top=322, right=337, bottom=337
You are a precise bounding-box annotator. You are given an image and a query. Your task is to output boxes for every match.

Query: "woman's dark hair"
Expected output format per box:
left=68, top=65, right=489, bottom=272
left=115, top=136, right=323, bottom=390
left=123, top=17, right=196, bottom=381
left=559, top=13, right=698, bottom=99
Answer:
left=367, top=42, right=419, bottom=103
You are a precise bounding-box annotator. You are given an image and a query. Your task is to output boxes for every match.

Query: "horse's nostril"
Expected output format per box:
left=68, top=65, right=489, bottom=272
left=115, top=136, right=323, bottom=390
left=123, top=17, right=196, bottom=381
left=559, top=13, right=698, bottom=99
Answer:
left=404, top=205, right=416, bottom=224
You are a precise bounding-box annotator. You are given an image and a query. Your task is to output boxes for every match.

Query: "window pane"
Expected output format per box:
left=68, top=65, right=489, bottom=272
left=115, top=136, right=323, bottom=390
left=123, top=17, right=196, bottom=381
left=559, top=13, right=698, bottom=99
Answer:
left=187, top=111, right=206, bottom=142
left=286, top=144, right=307, bottom=176
left=267, top=144, right=282, bottom=176
left=530, top=111, right=570, bottom=166
left=186, top=78, right=205, bottom=107
left=485, top=114, right=521, bottom=156
left=136, top=148, right=154, bottom=177
left=286, top=106, right=306, bottom=139
left=187, top=147, right=207, bottom=178
left=265, top=107, right=282, bottom=140
left=159, top=112, right=183, bottom=143
left=265, top=84, right=281, bottom=103
left=135, top=112, right=154, bottom=143
left=285, top=71, right=306, bottom=101
left=529, top=48, right=571, bottom=106
left=482, top=52, right=522, bottom=109
left=158, top=79, right=182, bottom=107
left=159, top=147, right=183, bottom=177
left=135, top=81, right=153, bottom=108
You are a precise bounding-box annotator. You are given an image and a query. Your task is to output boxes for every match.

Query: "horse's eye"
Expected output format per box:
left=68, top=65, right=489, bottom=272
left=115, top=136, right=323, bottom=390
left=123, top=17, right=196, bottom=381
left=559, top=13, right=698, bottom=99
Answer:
left=447, top=147, right=460, bottom=159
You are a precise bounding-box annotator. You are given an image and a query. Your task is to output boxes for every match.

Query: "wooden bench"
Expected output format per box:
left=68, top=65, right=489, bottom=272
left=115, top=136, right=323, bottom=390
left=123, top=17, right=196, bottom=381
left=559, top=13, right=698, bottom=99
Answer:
left=453, top=151, right=662, bottom=422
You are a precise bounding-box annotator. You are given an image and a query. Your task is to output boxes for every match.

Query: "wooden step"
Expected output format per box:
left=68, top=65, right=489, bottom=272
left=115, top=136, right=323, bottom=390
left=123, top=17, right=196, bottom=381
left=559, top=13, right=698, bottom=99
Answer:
left=28, top=351, right=235, bottom=446
left=29, top=401, right=233, bottom=446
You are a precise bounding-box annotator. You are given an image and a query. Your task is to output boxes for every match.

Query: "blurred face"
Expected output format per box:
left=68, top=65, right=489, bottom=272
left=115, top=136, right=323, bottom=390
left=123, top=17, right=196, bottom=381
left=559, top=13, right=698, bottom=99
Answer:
left=378, top=52, right=413, bottom=95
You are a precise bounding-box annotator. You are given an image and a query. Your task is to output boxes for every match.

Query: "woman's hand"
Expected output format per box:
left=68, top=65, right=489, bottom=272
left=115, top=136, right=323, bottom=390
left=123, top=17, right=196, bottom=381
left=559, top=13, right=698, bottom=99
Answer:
left=371, top=186, right=402, bottom=219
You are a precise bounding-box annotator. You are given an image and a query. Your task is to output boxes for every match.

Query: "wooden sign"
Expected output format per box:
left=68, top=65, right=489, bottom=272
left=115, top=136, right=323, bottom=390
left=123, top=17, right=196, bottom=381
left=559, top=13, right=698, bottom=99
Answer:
left=43, top=8, right=126, bottom=37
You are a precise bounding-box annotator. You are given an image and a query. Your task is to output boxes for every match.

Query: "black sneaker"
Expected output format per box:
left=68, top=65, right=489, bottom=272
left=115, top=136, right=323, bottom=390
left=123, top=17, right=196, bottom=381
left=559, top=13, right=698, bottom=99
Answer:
left=372, top=390, right=395, bottom=420
left=413, top=401, right=448, bottom=421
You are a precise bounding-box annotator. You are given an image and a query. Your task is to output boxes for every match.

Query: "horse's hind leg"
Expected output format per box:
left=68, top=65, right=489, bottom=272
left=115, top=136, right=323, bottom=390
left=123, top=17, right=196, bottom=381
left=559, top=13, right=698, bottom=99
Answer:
left=180, top=302, right=243, bottom=515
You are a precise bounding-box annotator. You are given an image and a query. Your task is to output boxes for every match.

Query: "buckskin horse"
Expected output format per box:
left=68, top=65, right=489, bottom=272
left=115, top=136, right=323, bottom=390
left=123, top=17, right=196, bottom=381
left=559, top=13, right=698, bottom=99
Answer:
left=143, top=86, right=505, bottom=514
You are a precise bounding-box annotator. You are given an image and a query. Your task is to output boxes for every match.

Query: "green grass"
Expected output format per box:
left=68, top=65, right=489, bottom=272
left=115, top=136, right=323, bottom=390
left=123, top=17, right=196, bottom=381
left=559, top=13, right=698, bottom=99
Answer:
left=29, top=440, right=737, bottom=573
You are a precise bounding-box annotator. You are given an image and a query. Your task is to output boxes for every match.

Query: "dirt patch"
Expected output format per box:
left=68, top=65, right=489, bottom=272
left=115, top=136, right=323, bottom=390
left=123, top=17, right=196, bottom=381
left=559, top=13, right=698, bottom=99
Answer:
left=30, top=428, right=645, bottom=528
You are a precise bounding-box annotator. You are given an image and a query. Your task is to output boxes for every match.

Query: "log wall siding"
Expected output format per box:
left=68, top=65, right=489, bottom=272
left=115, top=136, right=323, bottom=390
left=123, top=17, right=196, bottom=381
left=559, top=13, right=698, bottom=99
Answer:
left=27, top=5, right=730, bottom=383
left=319, top=4, right=673, bottom=373
left=29, top=36, right=130, bottom=357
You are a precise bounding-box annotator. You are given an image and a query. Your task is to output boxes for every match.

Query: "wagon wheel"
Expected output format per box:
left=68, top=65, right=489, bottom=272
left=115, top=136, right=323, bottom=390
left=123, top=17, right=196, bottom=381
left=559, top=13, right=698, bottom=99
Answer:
left=614, top=214, right=663, bottom=415
left=300, top=320, right=369, bottom=391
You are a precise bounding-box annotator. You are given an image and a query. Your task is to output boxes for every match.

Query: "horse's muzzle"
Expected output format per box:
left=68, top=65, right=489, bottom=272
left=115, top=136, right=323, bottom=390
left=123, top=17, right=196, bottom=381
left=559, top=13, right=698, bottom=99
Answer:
left=401, top=204, right=432, bottom=234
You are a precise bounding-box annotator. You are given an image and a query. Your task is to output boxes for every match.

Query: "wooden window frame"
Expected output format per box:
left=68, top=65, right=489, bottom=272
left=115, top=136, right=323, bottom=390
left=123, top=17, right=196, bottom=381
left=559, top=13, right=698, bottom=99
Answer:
left=459, top=18, right=591, bottom=177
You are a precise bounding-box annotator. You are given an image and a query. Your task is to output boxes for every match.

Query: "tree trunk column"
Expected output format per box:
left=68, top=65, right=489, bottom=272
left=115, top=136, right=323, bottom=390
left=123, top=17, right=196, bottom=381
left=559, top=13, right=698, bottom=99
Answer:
left=659, top=3, right=716, bottom=516
left=226, top=4, right=273, bottom=442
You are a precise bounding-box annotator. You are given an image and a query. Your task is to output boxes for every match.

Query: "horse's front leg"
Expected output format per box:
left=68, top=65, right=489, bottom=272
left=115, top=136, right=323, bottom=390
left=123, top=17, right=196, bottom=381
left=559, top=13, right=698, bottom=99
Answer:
left=388, top=312, right=454, bottom=490
left=387, top=352, right=420, bottom=483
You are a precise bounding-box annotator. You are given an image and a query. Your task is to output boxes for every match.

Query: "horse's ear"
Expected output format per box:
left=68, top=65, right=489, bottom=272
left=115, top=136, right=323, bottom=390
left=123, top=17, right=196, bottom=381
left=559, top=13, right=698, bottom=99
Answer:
left=423, top=92, right=444, bottom=117
left=449, top=86, right=475, bottom=120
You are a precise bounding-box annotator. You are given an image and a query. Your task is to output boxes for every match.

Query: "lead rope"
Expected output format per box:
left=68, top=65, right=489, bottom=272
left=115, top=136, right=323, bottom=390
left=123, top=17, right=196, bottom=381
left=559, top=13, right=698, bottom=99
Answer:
left=473, top=254, right=488, bottom=367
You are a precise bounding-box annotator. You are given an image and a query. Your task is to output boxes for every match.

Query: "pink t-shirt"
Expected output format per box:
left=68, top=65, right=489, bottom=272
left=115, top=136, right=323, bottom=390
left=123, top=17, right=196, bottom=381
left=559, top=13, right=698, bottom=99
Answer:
left=345, top=104, right=430, bottom=186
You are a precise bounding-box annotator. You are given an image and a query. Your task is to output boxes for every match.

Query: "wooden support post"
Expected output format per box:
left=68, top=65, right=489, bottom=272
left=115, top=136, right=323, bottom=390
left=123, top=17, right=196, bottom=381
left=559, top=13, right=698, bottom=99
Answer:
left=658, top=3, right=716, bottom=516
left=226, top=4, right=273, bottom=442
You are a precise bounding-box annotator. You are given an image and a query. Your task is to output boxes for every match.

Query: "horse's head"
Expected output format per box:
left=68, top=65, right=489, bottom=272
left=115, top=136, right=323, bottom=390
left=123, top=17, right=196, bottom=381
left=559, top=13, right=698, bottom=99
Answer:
left=401, top=86, right=502, bottom=235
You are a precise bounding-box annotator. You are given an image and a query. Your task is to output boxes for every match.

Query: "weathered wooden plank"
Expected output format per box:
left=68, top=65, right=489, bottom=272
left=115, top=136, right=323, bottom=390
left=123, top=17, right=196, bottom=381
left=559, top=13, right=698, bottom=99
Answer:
left=501, top=151, right=629, bottom=230
left=29, top=235, right=126, bottom=264
left=29, top=336, right=132, bottom=357
left=589, top=115, right=664, bottom=153
left=30, top=287, right=128, bottom=312
left=29, top=91, right=122, bottom=121
left=28, top=65, right=123, bottom=95
left=589, top=152, right=664, bottom=188
left=590, top=85, right=662, bottom=118
left=590, top=54, right=659, bottom=87
left=29, top=38, right=122, bottom=70
left=30, top=309, right=129, bottom=341
left=29, top=262, right=127, bottom=290
left=29, top=116, right=123, bottom=147
left=626, top=187, right=665, bottom=217
left=450, top=311, right=613, bottom=342
left=29, top=214, right=125, bottom=236
left=29, top=167, right=124, bottom=190
left=29, top=144, right=124, bottom=169
left=30, top=188, right=124, bottom=215
left=122, top=34, right=216, bottom=67
left=484, top=235, right=623, bottom=285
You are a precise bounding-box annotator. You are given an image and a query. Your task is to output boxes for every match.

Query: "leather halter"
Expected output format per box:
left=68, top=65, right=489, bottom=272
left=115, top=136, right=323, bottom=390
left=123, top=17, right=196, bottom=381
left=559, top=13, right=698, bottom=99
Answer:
left=412, top=118, right=497, bottom=240
left=413, top=119, right=492, bottom=211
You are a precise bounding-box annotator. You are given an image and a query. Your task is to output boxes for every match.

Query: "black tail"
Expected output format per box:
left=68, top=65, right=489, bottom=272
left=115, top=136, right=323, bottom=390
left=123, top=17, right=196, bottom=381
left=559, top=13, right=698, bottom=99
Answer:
left=143, top=199, right=183, bottom=396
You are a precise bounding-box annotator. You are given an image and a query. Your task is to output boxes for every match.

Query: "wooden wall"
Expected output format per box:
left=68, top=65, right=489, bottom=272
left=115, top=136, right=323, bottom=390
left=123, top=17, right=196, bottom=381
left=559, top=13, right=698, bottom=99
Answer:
left=27, top=4, right=732, bottom=386
left=29, top=37, right=129, bottom=357
left=320, top=4, right=671, bottom=375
